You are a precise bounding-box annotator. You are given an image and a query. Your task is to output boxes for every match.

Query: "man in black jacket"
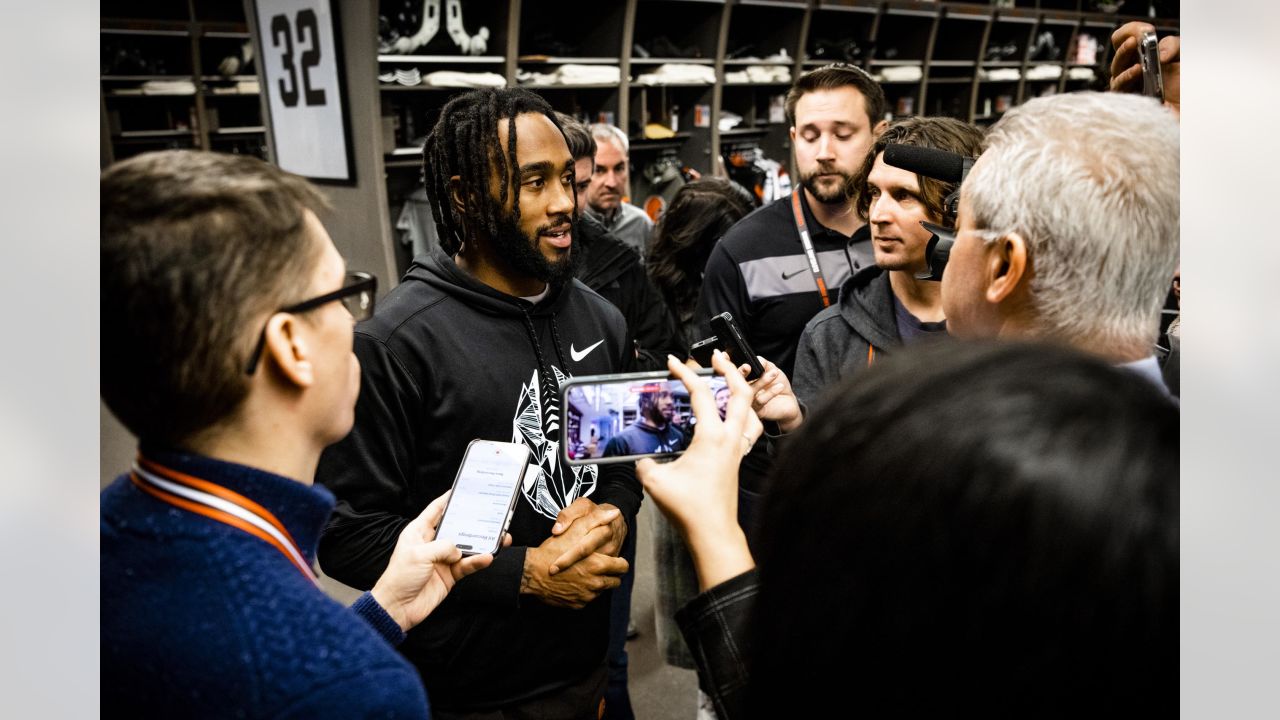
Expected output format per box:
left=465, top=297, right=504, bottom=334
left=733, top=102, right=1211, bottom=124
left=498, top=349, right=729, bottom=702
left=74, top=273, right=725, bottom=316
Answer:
left=558, top=113, right=683, bottom=372
left=316, top=88, right=641, bottom=718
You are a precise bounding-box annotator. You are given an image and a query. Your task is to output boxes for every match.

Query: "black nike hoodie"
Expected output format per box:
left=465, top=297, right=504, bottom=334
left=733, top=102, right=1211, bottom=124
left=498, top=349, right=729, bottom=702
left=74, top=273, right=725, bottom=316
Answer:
left=316, top=246, right=641, bottom=711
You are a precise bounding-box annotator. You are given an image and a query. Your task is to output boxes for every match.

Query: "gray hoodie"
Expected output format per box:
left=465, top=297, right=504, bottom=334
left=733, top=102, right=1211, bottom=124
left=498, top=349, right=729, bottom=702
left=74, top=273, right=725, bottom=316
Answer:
left=792, top=265, right=901, bottom=411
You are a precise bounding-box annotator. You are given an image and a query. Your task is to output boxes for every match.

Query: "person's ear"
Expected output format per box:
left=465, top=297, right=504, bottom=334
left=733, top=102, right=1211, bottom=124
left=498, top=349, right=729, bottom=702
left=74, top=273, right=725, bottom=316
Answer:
left=262, top=314, right=314, bottom=388
left=986, top=232, right=1030, bottom=304
left=788, top=125, right=797, bottom=143
left=448, top=175, right=466, bottom=218
left=871, top=118, right=889, bottom=138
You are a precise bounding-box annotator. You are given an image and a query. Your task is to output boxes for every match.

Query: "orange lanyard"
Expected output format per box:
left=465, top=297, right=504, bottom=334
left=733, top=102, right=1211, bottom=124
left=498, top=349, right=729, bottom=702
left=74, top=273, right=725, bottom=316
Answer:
left=130, top=455, right=318, bottom=583
left=790, top=188, right=832, bottom=308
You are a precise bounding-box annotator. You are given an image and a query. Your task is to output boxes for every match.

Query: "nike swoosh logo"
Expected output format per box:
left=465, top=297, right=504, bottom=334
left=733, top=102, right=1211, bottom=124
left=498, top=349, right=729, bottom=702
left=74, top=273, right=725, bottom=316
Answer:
left=570, top=339, right=605, bottom=362
left=781, top=267, right=808, bottom=280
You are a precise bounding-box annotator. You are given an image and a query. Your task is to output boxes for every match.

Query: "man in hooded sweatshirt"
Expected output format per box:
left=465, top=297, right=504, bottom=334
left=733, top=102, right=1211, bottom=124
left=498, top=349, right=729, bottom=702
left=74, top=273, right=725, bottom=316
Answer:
left=791, top=117, right=985, bottom=410
left=315, top=88, right=641, bottom=719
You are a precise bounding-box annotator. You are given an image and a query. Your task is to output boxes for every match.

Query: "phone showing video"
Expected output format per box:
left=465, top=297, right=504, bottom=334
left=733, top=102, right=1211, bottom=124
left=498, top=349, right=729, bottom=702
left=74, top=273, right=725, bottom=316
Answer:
left=561, top=370, right=729, bottom=466
left=435, top=439, right=532, bottom=556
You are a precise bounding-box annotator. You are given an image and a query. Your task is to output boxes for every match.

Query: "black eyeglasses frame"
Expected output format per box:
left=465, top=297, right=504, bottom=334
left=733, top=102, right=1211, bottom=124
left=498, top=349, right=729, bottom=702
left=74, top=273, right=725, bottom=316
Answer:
left=244, top=271, right=377, bottom=375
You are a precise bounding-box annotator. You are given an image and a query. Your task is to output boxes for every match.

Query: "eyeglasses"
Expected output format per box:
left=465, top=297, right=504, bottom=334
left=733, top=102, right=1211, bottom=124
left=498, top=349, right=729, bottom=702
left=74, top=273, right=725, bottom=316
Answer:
left=244, top=271, right=378, bottom=375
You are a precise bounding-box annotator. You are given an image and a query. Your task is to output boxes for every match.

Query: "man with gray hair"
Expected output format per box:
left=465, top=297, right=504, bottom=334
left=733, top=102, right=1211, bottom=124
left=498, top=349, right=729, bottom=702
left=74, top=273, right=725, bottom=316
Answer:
left=586, top=123, right=654, bottom=258
left=941, top=91, right=1179, bottom=390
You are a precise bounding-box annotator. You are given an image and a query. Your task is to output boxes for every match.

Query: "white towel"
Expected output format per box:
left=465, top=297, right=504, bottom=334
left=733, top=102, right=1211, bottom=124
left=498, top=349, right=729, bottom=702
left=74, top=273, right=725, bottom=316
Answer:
left=141, top=80, right=196, bottom=95
left=422, top=70, right=506, bottom=88
left=633, top=63, right=716, bottom=86
left=879, top=65, right=923, bottom=83
left=979, top=68, right=1021, bottom=81
left=1025, top=64, right=1062, bottom=80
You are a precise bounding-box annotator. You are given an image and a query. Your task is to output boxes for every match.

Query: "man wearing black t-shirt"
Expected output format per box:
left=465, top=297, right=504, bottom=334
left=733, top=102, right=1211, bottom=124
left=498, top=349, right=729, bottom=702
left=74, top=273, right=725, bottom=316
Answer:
left=693, top=64, right=886, bottom=541
left=694, top=64, right=889, bottom=377
left=793, top=117, right=986, bottom=411
left=603, top=389, right=690, bottom=458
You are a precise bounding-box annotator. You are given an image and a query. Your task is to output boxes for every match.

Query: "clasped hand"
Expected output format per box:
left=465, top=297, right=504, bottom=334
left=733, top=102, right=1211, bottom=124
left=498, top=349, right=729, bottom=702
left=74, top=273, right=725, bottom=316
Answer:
left=521, top=498, right=629, bottom=609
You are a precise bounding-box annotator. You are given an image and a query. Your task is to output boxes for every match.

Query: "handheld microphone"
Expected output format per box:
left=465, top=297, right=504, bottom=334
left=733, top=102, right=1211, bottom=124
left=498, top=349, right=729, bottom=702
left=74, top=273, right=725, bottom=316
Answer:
left=882, top=143, right=974, bottom=184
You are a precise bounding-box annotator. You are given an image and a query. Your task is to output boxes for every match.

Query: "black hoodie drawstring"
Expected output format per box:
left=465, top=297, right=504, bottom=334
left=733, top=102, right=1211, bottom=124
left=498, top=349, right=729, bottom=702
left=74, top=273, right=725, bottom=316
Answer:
left=548, top=317, right=570, bottom=372
left=520, top=309, right=564, bottom=429
left=519, top=309, right=551, bottom=387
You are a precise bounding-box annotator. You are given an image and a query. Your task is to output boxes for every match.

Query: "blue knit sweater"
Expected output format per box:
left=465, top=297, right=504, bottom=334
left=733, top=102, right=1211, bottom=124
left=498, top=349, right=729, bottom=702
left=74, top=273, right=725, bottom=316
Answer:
left=101, top=448, right=430, bottom=718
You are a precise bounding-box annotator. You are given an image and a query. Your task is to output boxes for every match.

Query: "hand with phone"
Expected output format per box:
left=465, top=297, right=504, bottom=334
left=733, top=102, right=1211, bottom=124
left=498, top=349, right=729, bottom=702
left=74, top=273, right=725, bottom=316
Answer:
left=739, top=356, right=804, bottom=434
left=370, top=491, right=509, bottom=632
left=1110, top=21, right=1180, bottom=115
left=636, top=351, right=760, bottom=592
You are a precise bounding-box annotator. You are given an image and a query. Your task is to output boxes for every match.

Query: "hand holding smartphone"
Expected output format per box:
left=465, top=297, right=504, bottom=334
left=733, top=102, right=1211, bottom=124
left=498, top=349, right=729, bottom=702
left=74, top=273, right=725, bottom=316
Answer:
left=434, top=440, right=532, bottom=555
left=371, top=489, right=503, bottom=632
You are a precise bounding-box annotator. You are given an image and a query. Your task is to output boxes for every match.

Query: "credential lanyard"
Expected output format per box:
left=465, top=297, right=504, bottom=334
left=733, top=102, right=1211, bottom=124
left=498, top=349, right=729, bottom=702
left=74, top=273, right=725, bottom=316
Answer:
left=791, top=188, right=832, bottom=308
left=130, top=455, right=318, bottom=584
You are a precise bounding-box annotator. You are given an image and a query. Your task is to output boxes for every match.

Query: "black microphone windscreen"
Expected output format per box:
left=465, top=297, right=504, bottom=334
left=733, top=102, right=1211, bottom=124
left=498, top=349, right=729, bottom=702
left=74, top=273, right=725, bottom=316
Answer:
left=882, top=144, right=967, bottom=184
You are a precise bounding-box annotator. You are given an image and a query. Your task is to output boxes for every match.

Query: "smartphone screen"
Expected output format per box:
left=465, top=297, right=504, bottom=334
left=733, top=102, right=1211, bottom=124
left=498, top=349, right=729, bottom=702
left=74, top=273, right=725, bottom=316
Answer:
left=435, top=440, right=531, bottom=555
left=562, top=370, right=728, bottom=465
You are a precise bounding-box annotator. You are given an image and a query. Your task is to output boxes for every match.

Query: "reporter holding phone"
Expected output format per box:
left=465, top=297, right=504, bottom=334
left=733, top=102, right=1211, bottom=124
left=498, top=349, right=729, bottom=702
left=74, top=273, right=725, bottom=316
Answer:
left=100, top=152, right=498, bottom=718
left=640, top=344, right=1177, bottom=719
left=1110, top=21, right=1180, bottom=115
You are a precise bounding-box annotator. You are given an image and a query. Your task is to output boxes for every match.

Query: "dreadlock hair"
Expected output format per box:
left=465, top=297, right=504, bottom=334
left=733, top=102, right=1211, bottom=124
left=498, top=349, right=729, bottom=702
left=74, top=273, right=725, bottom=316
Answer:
left=421, top=87, right=564, bottom=255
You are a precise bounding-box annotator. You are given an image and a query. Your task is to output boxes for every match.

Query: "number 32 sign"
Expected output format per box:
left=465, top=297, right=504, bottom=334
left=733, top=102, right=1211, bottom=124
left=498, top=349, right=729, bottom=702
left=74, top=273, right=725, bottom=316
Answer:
left=253, top=0, right=353, bottom=182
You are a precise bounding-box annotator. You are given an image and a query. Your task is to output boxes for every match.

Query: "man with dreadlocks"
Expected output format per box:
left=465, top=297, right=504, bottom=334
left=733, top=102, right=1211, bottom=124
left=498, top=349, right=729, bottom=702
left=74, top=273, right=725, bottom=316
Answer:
left=316, top=87, right=641, bottom=718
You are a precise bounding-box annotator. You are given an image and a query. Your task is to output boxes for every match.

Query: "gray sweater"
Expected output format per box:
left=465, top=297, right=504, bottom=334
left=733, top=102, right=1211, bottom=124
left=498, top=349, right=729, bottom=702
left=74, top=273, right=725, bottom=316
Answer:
left=792, top=265, right=902, bottom=411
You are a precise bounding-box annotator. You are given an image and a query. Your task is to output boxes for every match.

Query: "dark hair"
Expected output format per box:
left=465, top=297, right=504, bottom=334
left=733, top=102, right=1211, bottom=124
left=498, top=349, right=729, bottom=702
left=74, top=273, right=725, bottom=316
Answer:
left=101, top=150, right=330, bottom=445
left=784, top=63, right=887, bottom=130
left=422, top=87, right=563, bottom=255
left=748, top=341, right=1178, bottom=717
left=854, top=115, right=986, bottom=222
left=555, top=112, right=596, bottom=162
left=637, top=388, right=672, bottom=414
left=646, top=179, right=754, bottom=329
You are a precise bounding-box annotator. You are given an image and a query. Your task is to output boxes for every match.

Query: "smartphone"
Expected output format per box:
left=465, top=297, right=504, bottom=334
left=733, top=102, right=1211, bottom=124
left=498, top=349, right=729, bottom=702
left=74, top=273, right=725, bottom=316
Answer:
left=710, top=312, right=766, bottom=380
left=1139, top=30, right=1164, bottom=100
left=688, top=335, right=718, bottom=368
left=561, top=369, right=729, bottom=465
left=434, top=439, right=532, bottom=556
